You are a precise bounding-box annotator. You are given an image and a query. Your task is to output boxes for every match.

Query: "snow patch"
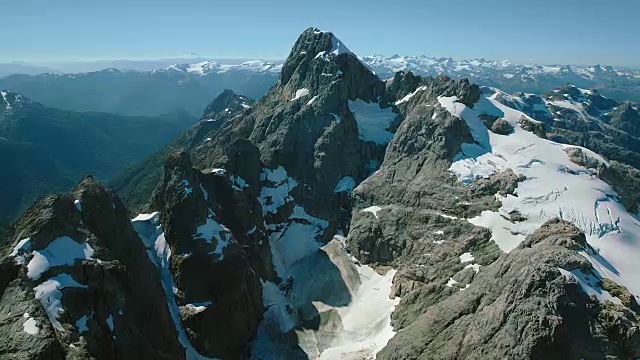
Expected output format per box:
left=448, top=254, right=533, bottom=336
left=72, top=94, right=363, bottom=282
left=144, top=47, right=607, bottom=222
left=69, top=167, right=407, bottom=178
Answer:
left=10, top=238, right=32, bottom=265
left=184, top=301, right=213, bottom=314
left=334, top=176, right=356, bottom=193
left=465, top=263, right=481, bottom=273
left=76, top=314, right=89, bottom=333
left=446, top=278, right=459, bottom=287
left=193, top=213, right=231, bottom=258
left=131, top=212, right=213, bottom=360
left=26, top=236, right=94, bottom=280
left=362, top=206, right=383, bottom=219
left=259, top=167, right=298, bottom=215
left=445, top=91, right=640, bottom=298
left=22, top=313, right=39, bottom=335
left=459, top=252, right=475, bottom=263
left=306, top=95, right=319, bottom=106
left=348, top=100, right=397, bottom=145
left=34, top=274, right=87, bottom=331
left=395, top=85, right=427, bottom=105
left=559, top=268, right=621, bottom=305
left=291, top=88, right=310, bottom=101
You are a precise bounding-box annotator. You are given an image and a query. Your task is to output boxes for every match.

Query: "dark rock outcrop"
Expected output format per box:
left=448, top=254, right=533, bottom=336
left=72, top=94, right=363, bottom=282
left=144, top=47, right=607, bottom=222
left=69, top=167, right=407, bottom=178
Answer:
left=0, top=177, right=185, bottom=359
left=151, top=152, right=265, bottom=359
left=519, top=115, right=547, bottom=138
left=201, top=89, right=254, bottom=120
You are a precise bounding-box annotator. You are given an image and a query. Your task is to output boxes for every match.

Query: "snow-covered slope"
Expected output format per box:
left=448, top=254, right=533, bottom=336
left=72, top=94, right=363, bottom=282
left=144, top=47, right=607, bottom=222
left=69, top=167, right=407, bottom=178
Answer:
left=440, top=91, right=640, bottom=300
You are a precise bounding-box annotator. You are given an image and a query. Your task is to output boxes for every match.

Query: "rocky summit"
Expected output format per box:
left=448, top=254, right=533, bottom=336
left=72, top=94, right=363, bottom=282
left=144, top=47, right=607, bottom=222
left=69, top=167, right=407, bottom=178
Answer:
left=1, top=28, right=640, bottom=360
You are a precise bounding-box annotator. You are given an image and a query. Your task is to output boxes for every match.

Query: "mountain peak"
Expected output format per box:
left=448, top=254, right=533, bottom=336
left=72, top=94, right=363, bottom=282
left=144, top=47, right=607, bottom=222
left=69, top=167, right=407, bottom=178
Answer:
left=278, top=28, right=379, bottom=98
left=0, top=90, right=38, bottom=112
left=201, top=89, right=253, bottom=119
left=286, top=28, right=354, bottom=63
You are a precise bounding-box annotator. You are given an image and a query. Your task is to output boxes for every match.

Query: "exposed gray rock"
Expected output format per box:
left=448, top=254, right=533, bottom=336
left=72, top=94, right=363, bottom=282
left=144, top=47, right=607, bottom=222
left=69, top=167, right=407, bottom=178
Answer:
left=489, top=117, right=513, bottom=134
left=598, top=160, right=640, bottom=214
left=201, top=89, right=254, bottom=119
left=519, top=115, right=547, bottom=138
left=378, top=219, right=640, bottom=360
left=608, top=102, right=640, bottom=137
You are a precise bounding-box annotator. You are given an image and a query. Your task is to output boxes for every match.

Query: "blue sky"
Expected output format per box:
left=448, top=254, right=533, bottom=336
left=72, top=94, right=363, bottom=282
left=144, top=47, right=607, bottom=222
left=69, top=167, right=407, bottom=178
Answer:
left=2, top=0, right=639, bottom=66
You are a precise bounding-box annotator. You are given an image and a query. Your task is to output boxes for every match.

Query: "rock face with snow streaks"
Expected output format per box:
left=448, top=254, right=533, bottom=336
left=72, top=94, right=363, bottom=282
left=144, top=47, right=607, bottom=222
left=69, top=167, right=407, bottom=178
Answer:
left=0, top=176, right=184, bottom=359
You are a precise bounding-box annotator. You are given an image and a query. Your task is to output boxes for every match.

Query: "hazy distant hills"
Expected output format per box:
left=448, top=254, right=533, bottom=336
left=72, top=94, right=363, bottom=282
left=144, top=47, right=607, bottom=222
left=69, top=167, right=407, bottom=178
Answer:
left=0, top=90, right=196, bottom=220
left=0, top=61, right=280, bottom=117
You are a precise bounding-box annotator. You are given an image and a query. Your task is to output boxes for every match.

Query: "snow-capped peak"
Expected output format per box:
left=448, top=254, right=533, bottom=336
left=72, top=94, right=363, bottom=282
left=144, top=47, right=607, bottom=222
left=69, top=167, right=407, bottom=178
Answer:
left=1, top=90, right=10, bottom=110
left=164, top=60, right=282, bottom=75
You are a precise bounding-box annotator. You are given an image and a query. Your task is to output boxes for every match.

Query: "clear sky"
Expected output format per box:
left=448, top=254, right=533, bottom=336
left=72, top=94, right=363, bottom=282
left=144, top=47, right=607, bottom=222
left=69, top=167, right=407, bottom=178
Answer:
left=2, top=0, right=639, bottom=66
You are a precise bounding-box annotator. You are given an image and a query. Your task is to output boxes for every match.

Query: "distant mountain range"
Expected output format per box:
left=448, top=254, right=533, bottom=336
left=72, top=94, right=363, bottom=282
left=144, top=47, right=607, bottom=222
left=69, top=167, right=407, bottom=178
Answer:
left=1, top=57, right=639, bottom=118
left=0, top=90, right=196, bottom=220
left=362, top=55, right=640, bottom=102
left=0, top=61, right=281, bottom=117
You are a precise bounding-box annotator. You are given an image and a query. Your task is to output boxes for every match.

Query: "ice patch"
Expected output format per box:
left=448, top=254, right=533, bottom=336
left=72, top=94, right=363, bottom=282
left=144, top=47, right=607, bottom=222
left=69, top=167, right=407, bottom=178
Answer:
left=183, top=180, right=193, bottom=195
left=446, top=278, right=459, bottom=287
left=269, top=205, right=329, bottom=275
left=334, top=176, right=356, bottom=193
left=348, top=100, right=397, bottom=145
left=230, top=175, right=249, bottom=191
left=253, top=238, right=399, bottom=360
left=210, top=168, right=226, bottom=175
left=76, top=314, right=89, bottom=333
left=106, top=314, right=114, bottom=332
left=74, top=199, right=82, bottom=212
